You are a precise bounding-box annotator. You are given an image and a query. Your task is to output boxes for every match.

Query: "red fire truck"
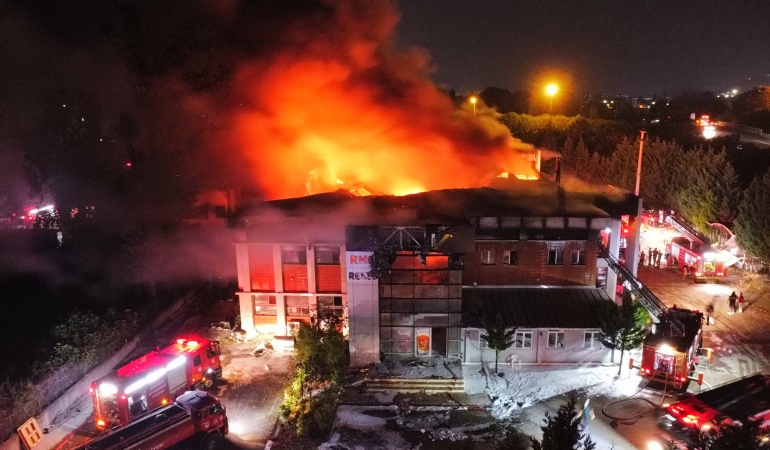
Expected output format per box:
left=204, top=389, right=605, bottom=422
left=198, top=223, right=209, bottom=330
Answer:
left=91, top=337, right=222, bottom=431
left=668, top=237, right=728, bottom=282
left=80, top=390, right=228, bottom=450
left=599, top=243, right=703, bottom=390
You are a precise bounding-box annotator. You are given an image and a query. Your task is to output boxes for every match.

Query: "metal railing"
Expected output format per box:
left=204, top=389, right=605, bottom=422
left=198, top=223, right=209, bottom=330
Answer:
left=598, top=243, right=684, bottom=335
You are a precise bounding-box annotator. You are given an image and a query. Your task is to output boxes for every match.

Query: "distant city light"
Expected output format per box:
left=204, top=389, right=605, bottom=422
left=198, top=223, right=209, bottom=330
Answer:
left=732, top=89, right=738, bottom=95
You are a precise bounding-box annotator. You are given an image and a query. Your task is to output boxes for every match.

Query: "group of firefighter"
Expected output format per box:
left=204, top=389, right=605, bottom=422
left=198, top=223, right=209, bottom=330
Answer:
left=639, top=247, right=664, bottom=268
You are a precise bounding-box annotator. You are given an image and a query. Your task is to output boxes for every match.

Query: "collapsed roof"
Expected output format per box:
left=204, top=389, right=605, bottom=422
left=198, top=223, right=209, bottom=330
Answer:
left=237, top=179, right=640, bottom=230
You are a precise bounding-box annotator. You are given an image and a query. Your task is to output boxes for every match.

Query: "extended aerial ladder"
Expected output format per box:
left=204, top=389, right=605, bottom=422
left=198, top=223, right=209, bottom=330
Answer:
left=598, top=242, right=683, bottom=335
left=665, top=215, right=710, bottom=246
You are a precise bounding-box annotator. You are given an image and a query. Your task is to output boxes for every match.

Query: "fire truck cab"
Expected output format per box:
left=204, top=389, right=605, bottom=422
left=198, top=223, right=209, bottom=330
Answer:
left=91, top=337, right=221, bottom=431
left=640, top=308, right=704, bottom=390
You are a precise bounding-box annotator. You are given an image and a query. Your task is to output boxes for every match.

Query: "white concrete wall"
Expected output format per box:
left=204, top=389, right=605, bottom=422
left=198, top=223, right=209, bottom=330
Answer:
left=1, top=295, right=190, bottom=450
left=463, top=328, right=612, bottom=366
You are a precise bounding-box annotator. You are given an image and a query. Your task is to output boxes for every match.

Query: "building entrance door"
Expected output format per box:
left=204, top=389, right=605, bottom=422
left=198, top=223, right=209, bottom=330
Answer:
left=431, top=327, right=446, bottom=356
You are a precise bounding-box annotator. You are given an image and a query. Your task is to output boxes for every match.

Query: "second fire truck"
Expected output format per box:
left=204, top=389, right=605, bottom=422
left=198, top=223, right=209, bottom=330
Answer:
left=90, top=337, right=222, bottom=431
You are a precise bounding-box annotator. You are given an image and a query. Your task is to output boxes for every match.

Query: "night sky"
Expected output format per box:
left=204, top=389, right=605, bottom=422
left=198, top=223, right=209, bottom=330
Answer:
left=395, top=0, right=770, bottom=95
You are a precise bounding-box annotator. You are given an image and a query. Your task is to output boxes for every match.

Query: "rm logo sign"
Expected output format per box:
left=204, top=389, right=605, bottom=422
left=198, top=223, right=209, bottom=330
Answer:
left=17, top=418, right=42, bottom=449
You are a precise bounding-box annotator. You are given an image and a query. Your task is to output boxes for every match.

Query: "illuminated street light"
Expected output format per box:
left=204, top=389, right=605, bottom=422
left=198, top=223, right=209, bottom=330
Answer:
left=469, top=95, right=478, bottom=116
left=703, top=125, right=717, bottom=139
left=732, top=89, right=738, bottom=95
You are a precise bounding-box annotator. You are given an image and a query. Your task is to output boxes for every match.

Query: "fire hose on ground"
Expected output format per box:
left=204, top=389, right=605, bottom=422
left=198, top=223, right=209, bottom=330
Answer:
left=601, top=373, right=670, bottom=428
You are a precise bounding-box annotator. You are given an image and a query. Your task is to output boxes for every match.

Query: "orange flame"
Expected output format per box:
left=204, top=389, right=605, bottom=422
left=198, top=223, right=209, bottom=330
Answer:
left=216, top=1, right=540, bottom=199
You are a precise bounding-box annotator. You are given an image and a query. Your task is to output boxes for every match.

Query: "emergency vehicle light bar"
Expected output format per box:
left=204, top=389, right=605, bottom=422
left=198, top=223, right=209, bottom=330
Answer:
left=124, top=356, right=186, bottom=395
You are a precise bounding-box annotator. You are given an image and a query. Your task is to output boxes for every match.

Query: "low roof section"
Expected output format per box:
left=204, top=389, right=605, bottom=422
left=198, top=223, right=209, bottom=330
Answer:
left=462, top=287, right=613, bottom=329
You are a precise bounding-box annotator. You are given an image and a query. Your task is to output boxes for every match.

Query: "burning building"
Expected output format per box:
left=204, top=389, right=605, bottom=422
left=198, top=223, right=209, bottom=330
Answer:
left=231, top=178, right=640, bottom=367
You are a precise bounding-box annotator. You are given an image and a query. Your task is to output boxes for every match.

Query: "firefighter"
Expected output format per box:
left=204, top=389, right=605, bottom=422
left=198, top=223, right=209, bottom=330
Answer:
left=640, top=251, right=645, bottom=267
left=728, top=291, right=738, bottom=314
left=649, top=249, right=654, bottom=266
left=738, top=292, right=745, bottom=313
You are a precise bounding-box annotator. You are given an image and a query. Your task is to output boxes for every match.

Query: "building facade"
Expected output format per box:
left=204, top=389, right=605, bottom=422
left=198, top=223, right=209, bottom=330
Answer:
left=232, top=182, right=638, bottom=367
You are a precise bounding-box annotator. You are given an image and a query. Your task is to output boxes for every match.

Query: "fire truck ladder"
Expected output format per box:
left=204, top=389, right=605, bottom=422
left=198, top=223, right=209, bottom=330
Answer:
left=599, top=243, right=684, bottom=335
left=665, top=216, right=710, bottom=246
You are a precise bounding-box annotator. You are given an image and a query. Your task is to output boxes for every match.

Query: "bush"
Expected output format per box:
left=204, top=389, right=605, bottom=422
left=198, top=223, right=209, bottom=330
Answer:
left=280, top=323, right=348, bottom=438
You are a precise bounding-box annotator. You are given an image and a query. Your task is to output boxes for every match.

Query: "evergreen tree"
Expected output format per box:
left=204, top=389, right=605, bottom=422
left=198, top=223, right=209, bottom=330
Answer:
left=481, top=313, right=516, bottom=375
left=530, top=397, right=595, bottom=450
left=496, top=424, right=530, bottom=450
left=597, top=291, right=647, bottom=375
left=735, top=169, right=770, bottom=262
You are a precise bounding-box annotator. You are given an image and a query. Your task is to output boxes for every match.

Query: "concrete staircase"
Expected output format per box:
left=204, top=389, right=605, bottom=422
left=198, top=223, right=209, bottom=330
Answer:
left=365, top=377, right=465, bottom=394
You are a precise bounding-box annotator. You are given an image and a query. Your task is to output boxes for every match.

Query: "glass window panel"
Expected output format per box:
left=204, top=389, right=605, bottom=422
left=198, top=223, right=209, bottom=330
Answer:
left=448, top=313, right=462, bottom=326
left=447, top=299, right=462, bottom=312
left=447, top=327, right=461, bottom=340
left=380, top=341, right=391, bottom=353
left=391, top=299, right=414, bottom=312
left=414, top=299, right=447, bottom=313
left=379, top=298, right=391, bottom=312
left=414, top=314, right=447, bottom=326
left=392, top=327, right=413, bottom=340
left=379, top=313, right=392, bottom=326
left=391, top=313, right=413, bottom=326
left=447, top=341, right=461, bottom=355
left=380, top=327, right=392, bottom=341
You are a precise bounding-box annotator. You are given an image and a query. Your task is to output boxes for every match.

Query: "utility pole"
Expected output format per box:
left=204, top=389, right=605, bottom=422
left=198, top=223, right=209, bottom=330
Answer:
left=635, top=130, right=647, bottom=196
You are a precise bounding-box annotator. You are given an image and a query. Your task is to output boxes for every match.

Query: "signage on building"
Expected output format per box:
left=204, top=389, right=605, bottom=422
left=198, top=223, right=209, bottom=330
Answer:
left=347, top=251, right=375, bottom=282
left=415, top=328, right=431, bottom=356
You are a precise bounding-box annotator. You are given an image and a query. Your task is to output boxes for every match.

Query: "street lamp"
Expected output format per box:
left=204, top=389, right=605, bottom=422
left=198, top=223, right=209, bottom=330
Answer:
left=469, top=96, right=478, bottom=116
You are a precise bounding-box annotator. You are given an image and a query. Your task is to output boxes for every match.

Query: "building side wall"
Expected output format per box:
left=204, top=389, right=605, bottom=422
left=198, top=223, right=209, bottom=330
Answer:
left=463, top=328, right=611, bottom=365
left=237, top=243, right=345, bottom=336
left=464, top=240, right=598, bottom=287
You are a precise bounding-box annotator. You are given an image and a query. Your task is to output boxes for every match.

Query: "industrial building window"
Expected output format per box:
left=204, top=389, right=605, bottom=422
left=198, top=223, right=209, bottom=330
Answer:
left=584, top=331, right=602, bottom=349
left=570, top=250, right=586, bottom=265
left=503, top=250, right=518, bottom=266
left=315, top=246, right=340, bottom=264
left=287, top=306, right=310, bottom=316
left=254, top=295, right=277, bottom=315
left=547, top=249, right=563, bottom=265
left=547, top=331, right=565, bottom=348
left=281, top=247, right=307, bottom=264
left=480, top=250, right=495, bottom=265
left=193, top=355, right=202, bottom=366
left=514, top=331, right=533, bottom=349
